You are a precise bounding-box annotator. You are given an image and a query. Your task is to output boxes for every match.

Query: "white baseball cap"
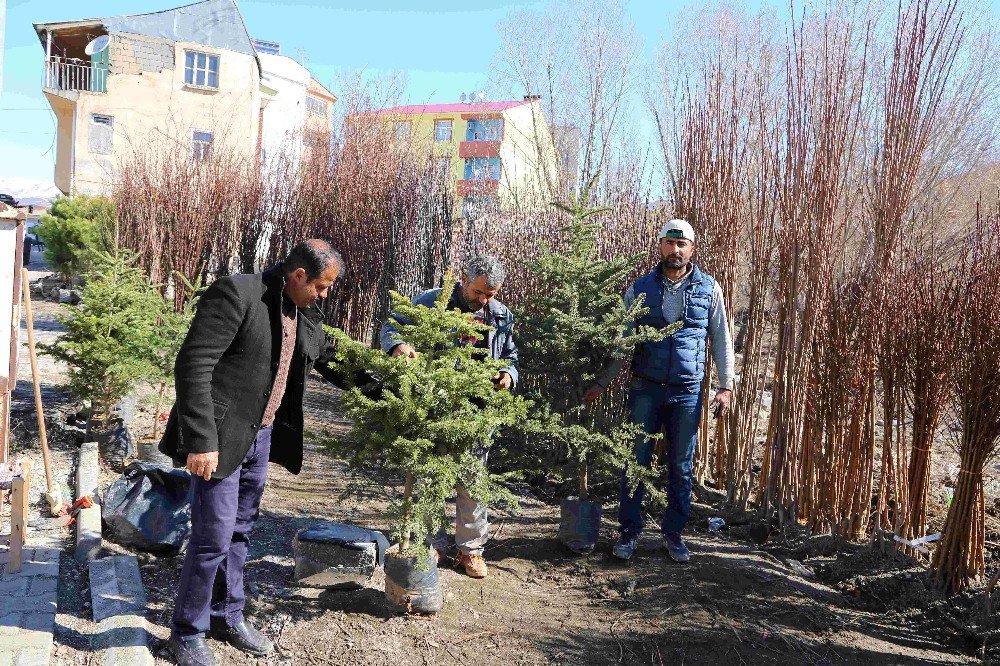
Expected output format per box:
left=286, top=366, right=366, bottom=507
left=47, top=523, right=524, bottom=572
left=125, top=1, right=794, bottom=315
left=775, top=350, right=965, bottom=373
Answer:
left=658, top=219, right=695, bottom=243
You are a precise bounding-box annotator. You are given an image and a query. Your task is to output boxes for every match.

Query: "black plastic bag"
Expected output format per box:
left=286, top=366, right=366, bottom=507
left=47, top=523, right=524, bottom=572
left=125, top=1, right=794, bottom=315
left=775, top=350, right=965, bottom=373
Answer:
left=102, top=461, right=194, bottom=555
left=559, top=497, right=603, bottom=555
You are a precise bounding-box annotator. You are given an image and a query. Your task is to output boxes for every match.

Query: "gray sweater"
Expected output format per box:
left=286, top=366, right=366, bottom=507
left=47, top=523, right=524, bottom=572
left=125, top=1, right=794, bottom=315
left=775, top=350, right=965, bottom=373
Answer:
left=596, top=270, right=735, bottom=390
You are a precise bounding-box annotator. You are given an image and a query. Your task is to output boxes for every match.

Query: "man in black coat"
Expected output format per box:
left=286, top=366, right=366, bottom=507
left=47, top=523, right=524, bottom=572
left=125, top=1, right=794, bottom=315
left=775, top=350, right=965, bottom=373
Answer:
left=160, top=239, right=348, bottom=666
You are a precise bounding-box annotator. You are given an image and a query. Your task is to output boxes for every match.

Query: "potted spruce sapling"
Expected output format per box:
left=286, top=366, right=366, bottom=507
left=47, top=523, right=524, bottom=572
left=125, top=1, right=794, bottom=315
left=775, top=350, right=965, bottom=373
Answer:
left=40, top=249, right=163, bottom=468
left=517, top=180, right=679, bottom=554
left=317, top=277, right=529, bottom=613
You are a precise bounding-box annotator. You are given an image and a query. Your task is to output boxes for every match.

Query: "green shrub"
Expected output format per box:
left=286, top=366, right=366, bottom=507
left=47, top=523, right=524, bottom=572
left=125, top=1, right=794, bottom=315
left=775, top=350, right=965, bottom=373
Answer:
left=34, top=195, right=115, bottom=282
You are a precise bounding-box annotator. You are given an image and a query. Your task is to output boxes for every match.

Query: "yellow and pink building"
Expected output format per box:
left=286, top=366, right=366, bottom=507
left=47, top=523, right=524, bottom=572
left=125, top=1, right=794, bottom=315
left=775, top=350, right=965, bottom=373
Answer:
left=366, top=96, right=562, bottom=218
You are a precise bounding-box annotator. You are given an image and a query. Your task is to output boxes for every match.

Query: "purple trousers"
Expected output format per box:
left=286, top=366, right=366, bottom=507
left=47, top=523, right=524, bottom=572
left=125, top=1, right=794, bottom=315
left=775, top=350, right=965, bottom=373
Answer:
left=172, top=427, right=271, bottom=640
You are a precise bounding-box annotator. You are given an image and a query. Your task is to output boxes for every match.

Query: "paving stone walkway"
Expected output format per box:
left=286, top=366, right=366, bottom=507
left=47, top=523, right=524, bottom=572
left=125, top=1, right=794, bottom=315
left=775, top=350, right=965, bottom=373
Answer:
left=0, top=546, right=59, bottom=666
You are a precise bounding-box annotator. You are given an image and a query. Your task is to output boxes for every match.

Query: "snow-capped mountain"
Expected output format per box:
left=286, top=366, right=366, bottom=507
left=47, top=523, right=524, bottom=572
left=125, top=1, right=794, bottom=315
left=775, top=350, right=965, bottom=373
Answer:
left=0, top=176, right=61, bottom=207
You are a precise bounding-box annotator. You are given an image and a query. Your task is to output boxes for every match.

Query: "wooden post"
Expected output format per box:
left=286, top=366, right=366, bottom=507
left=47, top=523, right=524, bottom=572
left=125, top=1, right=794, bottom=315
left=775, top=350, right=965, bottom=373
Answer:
left=8, top=461, right=31, bottom=574
left=21, top=269, right=55, bottom=498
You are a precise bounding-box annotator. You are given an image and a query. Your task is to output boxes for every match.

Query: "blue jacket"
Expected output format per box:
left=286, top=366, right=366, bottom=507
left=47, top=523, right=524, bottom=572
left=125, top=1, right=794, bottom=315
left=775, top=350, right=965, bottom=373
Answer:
left=631, top=264, right=715, bottom=387
left=379, top=283, right=520, bottom=388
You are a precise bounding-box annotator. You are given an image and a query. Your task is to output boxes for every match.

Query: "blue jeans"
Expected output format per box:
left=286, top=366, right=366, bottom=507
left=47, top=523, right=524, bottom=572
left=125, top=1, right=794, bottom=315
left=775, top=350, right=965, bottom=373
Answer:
left=618, top=378, right=703, bottom=537
left=172, top=427, right=271, bottom=639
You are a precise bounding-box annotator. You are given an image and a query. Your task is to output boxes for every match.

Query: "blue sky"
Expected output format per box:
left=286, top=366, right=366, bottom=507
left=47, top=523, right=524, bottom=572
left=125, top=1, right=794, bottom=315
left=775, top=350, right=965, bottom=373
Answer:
left=1, top=0, right=997, bottom=184
left=3, top=0, right=686, bottom=183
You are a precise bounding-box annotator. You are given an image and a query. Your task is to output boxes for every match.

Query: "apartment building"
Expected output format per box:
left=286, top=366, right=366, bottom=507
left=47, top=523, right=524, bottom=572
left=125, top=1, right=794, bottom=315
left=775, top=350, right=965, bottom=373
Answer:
left=365, top=96, right=562, bottom=218
left=34, top=0, right=333, bottom=195
left=254, top=40, right=336, bottom=169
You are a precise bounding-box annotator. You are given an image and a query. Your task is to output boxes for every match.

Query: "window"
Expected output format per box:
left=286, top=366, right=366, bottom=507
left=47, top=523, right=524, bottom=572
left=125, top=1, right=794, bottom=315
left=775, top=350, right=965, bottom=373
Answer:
left=305, top=95, right=327, bottom=116
left=434, top=119, right=452, bottom=142
left=192, top=130, right=213, bottom=161
left=465, top=118, right=503, bottom=141
left=393, top=121, right=411, bottom=143
left=184, top=50, right=220, bottom=89
left=464, top=157, right=501, bottom=180
left=88, top=114, right=113, bottom=155
left=435, top=157, right=451, bottom=181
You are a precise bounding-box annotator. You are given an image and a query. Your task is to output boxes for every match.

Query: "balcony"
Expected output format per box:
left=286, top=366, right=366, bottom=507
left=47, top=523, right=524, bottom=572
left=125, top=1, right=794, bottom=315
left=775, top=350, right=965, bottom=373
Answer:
left=459, top=141, right=500, bottom=159
left=456, top=179, right=499, bottom=196
left=42, top=56, right=107, bottom=94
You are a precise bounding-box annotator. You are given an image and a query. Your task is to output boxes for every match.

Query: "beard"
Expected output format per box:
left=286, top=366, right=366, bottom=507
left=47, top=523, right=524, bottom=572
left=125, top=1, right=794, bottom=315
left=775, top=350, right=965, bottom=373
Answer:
left=662, top=255, right=687, bottom=269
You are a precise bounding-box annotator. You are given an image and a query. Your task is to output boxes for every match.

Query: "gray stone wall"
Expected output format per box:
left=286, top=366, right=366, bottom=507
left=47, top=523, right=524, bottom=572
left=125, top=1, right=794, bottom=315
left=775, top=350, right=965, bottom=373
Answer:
left=109, top=33, right=175, bottom=76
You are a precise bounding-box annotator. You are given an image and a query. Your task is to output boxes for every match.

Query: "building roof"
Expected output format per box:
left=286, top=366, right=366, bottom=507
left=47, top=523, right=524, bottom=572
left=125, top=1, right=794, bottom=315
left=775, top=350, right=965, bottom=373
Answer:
left=369, top=100, right=532, bottom=116
left=34, top=0, right=257, bottom=60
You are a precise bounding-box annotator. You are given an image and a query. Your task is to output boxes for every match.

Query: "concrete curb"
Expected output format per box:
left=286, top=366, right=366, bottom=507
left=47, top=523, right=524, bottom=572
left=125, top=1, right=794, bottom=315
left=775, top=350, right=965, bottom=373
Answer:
left=75, top=441, right=102, bottom=562
left=89, top=556, right=153, bottom=666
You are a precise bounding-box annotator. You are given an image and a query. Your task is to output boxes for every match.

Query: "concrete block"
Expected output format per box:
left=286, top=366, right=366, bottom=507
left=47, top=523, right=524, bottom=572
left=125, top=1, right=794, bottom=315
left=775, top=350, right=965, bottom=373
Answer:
left=89, top=557, right=153, bottom=666
left=76, top=443, right=102, bottom=561
left=292, top=523, right=384, bottom=589
left=89, top=557, right=146, bottom=623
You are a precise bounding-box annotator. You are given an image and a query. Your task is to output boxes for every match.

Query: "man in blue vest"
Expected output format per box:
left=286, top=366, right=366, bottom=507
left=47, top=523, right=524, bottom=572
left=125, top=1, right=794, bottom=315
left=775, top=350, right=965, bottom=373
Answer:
left=583, top=219, right=734, bottom=563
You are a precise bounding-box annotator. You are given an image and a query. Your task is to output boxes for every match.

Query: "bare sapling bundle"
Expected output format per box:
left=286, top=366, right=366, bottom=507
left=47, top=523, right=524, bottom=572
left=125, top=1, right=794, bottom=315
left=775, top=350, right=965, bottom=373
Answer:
left=724, top=72, right=780, bottom=510
left=671, top=52, right=752, bottom=489
left=867, top=0, right=964, bottom=535
left=113, top=134, right=254, bottom=311
left=897, top=251, right=956, bottom=543
left=932, top=199, right=1000, bottom=593
left=760, top=9, right=869, bottom=526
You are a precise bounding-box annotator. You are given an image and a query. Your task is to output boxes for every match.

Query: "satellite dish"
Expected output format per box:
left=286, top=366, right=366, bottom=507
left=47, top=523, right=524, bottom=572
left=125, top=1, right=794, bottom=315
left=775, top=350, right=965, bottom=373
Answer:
left=85, top=35, right=110, bottom=55
left=460, top=93, right=467, bottom=103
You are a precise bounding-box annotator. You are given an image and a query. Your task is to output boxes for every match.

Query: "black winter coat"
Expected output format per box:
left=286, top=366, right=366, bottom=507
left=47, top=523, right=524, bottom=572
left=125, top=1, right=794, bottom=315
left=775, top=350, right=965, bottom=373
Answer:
left=158, top=267, right=348, bottom=478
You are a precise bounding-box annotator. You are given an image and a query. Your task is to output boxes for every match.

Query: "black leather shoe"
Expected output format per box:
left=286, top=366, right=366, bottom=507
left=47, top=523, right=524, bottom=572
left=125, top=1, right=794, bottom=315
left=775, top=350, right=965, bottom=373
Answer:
left=167, top=636, right=219, bottom=666
left=209, top=618, right=274, bottom=656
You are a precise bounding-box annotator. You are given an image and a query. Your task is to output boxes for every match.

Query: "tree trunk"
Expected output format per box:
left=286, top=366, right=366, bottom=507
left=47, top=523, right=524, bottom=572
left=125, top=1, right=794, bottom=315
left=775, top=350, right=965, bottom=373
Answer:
left=400, top=471, right=415, bottom=552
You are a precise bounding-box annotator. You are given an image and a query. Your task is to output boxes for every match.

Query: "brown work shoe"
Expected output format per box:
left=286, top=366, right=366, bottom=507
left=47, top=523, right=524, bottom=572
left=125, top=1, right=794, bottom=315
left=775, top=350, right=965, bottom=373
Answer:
left=455, top=552, right=487, bottom=579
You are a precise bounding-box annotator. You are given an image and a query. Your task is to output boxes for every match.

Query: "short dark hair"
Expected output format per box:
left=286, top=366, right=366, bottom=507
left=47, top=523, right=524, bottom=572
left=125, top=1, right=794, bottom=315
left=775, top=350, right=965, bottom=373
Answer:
left=283, top=239, right=344, bottom=280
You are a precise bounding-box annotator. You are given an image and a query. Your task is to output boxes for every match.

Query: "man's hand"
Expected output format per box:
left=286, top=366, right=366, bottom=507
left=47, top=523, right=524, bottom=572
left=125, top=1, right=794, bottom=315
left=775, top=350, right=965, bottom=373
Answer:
left=711, top=389, right=733, bottom=418
left=582, top=384, right=605, bottom=404
left=493, top=372, right=513, bottom=391
left=390, top=343, right=418, bottom=361
left=187, top=452, right=219, bottom=481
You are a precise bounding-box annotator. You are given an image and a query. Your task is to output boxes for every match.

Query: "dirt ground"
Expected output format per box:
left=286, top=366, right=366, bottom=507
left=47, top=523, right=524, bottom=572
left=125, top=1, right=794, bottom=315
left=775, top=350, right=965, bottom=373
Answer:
left=8, top=260, right=1000, bottom=665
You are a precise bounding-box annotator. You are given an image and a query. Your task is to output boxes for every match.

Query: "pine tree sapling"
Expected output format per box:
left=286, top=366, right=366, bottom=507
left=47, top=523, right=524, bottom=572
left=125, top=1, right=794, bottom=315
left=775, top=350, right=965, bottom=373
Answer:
left=516, top=179, right=679, bottom=552
left=40, top=249, right=163, bottom=428
left=318, top=278, right=529, bottom=563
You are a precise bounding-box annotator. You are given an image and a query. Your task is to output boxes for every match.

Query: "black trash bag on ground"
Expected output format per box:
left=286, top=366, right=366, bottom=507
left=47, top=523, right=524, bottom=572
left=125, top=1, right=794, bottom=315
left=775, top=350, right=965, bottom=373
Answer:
left=103, top=461, right=194, bottom=555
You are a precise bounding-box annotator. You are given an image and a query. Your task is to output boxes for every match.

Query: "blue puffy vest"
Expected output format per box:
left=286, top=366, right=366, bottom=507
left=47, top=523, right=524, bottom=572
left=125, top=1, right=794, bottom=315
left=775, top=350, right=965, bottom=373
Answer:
left=630, top=264, right=715, bottom=386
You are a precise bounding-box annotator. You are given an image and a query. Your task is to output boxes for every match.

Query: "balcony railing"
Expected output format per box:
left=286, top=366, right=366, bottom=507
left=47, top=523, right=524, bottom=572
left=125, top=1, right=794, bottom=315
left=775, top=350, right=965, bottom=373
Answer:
left=459, top=141, right=501, bottom=159
left=43, top=57, right=108, bottom=94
